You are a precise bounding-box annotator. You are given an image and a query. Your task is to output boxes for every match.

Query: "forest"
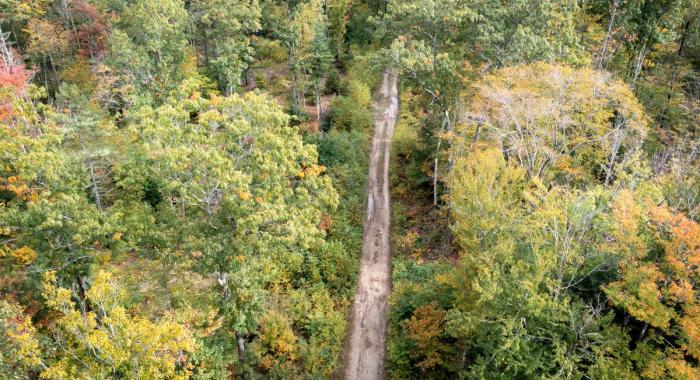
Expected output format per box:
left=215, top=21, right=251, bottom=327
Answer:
left=1, top=0, right=700, bottom=379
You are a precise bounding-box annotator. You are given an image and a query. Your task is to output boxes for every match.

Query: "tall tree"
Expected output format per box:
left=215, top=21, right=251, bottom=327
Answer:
left=104, top=0, right=190, bottom=106
left=604, top=191, right=700, bottom=377
left=115, top=79, right=338, bottom=375
left=35, top=270, right=197, bottom=379
left=381, top=0, right=585, bottom=205
left=190, top=0, right=261, bottom=95
left=465, top=63, right=647, bottom=185
left=308, top=20, right=333, bottom=123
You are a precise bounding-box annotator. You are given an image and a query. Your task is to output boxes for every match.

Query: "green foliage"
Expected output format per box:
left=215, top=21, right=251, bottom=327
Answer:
left=380, top=0, right=585, bottom=71
left=449, top=147, right=527, bottom=252
left=387, top=260, right=455, bottom=379
left=463, top=0, right=587, bottom=66
left=327, top=0, right=353, bottom=61
left=326, top=96, right=373, bottom=132
left=254, top=38, right=289, bottom=64
left=0, top=87, right=117, bottom=288
left=324, top=54, right=377, bottom=132
left=5, top=0, right=700, bottom=378
left=386, top=59, right=697, bottom=378
left=104, top=0, right=191, bottom=106
left=191, top=0, right=261, bottom=94
left=306, top=129, right=368, bottom=292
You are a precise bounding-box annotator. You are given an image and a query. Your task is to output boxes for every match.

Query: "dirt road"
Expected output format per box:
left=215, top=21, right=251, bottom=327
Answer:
left=343, top=70, right=398, bottom=380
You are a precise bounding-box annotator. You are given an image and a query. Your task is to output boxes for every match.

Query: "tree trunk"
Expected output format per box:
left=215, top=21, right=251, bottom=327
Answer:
left=441, top=110, right=455, bottom=252
left=301, top=81, right=307, bottom=110
left=662, top=20, right=692, bottom=118
left=236, top=331, right=247, bottom=371
left=48, top=52, right=60, bottom=88
left=597, top=0, right=620, bottom=70
left=287, top=6, right=303, bottom=115
left=316, top=83, right=321, bottom=124
left=10, top=23, right=21, bottom=55
left=42, top=58, right=49, bottom=90
left=0, top=27, right=12, bottom=70
left=433, top=137, right=442, bottom=207
left=203, top=28, right=210, bottom=70
left=76, top=275, right=93, bottom=314
left=630, top=40, right=647, bottom=89
left=638, top=322, right=649, bottom=341
left=604, top=131, right=622, bottom=186
left=87, top=158, right=104, bottom=211
left=433, top=110, right=451, bottom=206
left=442, top=206, right=452, bottom=255
left=217, top=273, right=251, bottom=380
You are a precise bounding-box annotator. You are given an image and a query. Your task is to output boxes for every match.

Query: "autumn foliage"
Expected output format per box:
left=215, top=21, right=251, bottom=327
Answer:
left=3, top=0, right=700, bottom=379
left=606, top=192, right=700, bottom=377
left=0, top=58, right=34, bottom=119
left=0, top=62, right=33, bottom=93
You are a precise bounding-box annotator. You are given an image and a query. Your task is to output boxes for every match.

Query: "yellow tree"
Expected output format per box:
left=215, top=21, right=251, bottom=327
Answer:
left=605, top=190, right=700, bottom=378
left=466, top=63, right=647, bottom=186
left=0, top=299, right=43, bottom=378
left=38, top=270, right=197, bottom=379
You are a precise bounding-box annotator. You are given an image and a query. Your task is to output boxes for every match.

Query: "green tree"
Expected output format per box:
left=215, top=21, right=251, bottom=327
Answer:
left=190, top=0, right=261, bottom=95
left=464, top=0, right=585, bottom=66
left=104, top=0, right=190, bottom=106
left=115, top=79, right=338, bottom=375
left=308, top=20, right=333, bottom=123
left=327, top=0, right=352, bottom=62
left=280, top=0, right=331, bottom=116
left=380, top=0, right=584, bottom=205
left=587, top=0, right=690, bottom=85
left=443, top=146, right=629, bottom=378
left=0, top=85, right=115, bottom=295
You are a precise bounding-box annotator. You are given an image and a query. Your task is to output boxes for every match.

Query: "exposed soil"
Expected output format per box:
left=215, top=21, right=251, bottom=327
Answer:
left=342, top=70, right=398, bottom=380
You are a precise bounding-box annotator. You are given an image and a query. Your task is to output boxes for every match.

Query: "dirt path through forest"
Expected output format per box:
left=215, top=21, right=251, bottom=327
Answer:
left=343, top=70, right=398, bottom=380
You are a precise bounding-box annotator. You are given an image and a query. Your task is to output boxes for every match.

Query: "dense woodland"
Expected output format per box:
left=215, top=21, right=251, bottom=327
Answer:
left=1, top=0, right=700, bottom=379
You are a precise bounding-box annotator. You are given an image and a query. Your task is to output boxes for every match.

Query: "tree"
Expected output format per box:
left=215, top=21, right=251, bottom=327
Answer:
left=0, top=299, right=43, bottom=379
left=37, top=270, right=196, bottom=379
left=0, top=27, right=34, bottom=118
left=383, top=33, right=469, bottom=205
left=438, top=144, right=623, bottom=378
left=23, top=18, right=69, bottom=89
left=405, top=302, right=450, bottom=372
left=465, top=63, right=647, bottom=185
left=381, top=0, right=584, bottom=206
left=0, top=80, right=116, bottom=297
left=53, top=84, right=117, bottom=212
left=465, top=0, right=585, bottom=66
left=327, top=0, right=352, bottom=62
left=624, top=0, right=689, bottom=87
left=190, top=0, right=261, bottom=95
left=448, top=147, right=526, bottom=253
left=605, top=191, right=700, bottom=377
left=115, top=79, right=338, bottom=375
left=308, top=20, right=333, bottom=123
left=104, top=0, right=190, bottom=106
left=278, top=0, right=332, bottom=116
left=588, top=0, right=690, bottom=86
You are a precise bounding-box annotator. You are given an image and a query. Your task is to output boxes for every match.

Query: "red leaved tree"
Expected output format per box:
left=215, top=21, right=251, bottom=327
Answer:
left=0, top=27, right=34, bottom=119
